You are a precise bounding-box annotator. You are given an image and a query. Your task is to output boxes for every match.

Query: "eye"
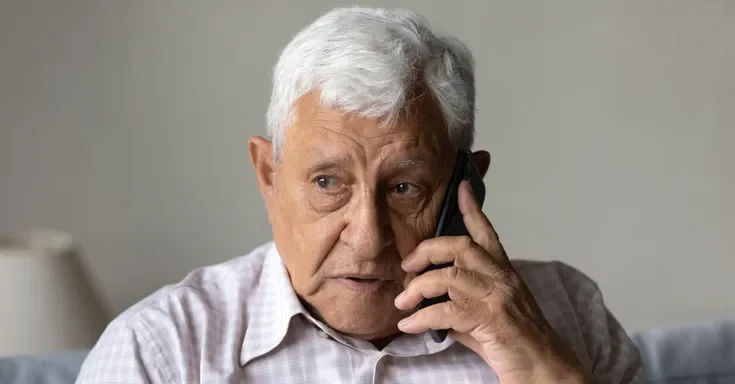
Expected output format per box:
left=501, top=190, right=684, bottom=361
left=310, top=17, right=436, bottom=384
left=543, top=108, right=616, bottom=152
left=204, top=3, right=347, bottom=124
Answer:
left=314, top=175, right=339, bottom=190
left=390, top=182, right=421, bottom=196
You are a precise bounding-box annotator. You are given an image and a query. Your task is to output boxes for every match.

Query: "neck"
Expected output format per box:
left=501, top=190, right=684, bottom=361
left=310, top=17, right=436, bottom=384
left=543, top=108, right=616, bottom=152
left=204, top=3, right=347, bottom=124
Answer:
left=299, top=297, right=403, bottom=349
left=369, top=334, right=400, bottom=350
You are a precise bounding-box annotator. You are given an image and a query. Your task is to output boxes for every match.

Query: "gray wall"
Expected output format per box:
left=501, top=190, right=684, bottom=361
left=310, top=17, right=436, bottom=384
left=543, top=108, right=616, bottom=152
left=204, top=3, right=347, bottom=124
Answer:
left=1, top=0, right=733, bottom=331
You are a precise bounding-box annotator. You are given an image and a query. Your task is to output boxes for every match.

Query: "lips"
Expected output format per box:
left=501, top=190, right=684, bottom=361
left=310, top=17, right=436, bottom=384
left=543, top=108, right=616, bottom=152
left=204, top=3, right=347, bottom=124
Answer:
left=345, top=277, right=380, bottom=282
left=335, top=273, right=391, bottom=281
left=334, top=276, right=390, bottom=293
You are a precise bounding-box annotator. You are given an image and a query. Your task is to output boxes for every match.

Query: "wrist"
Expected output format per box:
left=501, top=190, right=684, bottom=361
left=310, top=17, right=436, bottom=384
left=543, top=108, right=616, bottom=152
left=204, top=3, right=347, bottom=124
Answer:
left=496, top=368, right=590, bottom=384
left=494, top=346, right=594, bottom=384
left=526, top=353, right=595, bottom=384
left=479, top=331, right=596, bottom=384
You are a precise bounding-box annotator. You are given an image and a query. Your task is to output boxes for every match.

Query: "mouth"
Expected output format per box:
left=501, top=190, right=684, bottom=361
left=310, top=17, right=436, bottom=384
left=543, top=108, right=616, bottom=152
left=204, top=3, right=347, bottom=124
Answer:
left=334, top=276, right=389, bottom=293
left=346, top=277, right=381, bottom=282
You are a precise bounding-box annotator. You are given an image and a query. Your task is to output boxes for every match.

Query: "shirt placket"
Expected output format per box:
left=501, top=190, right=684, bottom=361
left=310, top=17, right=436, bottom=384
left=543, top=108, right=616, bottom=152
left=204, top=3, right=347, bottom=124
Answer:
left=371, top=352, right=389, bottom=384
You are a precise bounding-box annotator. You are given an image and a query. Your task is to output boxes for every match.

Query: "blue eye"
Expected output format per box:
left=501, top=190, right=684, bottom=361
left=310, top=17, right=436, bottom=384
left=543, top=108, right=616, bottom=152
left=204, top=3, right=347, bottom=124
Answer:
left=314, top=176, right=338, bottom=190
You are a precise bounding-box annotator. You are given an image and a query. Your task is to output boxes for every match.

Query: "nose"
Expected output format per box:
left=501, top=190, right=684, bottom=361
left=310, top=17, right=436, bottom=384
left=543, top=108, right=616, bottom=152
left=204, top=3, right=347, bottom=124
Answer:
left=341, top=190, right=394, bottom=259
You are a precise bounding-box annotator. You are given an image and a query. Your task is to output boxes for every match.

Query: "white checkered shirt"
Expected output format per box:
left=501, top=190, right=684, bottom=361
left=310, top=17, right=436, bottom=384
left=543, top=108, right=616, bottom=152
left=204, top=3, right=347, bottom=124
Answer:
left=76, top=242, right=644, bottom=383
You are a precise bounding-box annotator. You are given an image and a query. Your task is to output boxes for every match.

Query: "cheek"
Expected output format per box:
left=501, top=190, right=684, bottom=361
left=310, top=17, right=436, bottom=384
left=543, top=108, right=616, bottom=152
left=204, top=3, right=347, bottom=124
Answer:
left=270, top=181, right=346, bottom=293
left=392, top=201, right=440, bottom=290
left=289, top=186, right=346, bottom=253
left=391, top=219, right=423, bottom=290
left=272, top=179, right=339, bottom=238
left=397, top=192, right=443, bottom=240
left=391, top=214, right=432, bottom=261
left=390, top=183, right=446, bottom=272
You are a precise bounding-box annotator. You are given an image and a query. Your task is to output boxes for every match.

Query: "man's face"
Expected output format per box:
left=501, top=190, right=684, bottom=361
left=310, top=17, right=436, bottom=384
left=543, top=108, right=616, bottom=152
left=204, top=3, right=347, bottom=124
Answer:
left=253, top=91, right=455, bottom=340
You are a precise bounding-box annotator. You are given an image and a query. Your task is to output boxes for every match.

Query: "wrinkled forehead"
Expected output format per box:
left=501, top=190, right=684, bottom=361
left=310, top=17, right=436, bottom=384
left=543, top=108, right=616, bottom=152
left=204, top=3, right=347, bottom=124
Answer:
left=282, top=90, right=451, bottom=163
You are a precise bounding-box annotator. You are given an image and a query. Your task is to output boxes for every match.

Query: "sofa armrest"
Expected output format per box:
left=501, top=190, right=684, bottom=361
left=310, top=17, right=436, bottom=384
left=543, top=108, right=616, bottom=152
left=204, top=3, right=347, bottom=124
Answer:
left=632, top=319, right=735, bottom=383
left=0, top=349, right=89, bottom=384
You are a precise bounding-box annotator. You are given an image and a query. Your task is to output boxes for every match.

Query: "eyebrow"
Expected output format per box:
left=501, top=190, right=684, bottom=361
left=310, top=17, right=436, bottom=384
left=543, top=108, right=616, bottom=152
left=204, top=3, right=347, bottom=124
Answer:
left=304, top=153, right=434, bottom=176
left=393, top=158, right=426, bottom=170
left=305, top=154, right=354, bottom=174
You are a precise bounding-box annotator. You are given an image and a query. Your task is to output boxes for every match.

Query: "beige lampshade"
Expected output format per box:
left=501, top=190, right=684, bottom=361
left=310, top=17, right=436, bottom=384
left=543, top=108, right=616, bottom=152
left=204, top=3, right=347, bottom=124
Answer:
left=0, top=229, right=109, bottom=356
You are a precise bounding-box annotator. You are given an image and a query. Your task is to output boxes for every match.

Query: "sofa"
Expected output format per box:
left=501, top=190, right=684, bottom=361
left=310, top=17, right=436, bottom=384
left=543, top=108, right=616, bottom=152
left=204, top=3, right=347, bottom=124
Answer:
left=1, top=319, right=733, bottom=384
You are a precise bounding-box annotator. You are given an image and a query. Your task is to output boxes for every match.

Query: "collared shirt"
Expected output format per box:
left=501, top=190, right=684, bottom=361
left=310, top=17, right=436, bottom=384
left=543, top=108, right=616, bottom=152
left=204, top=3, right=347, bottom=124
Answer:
left=76, top=242, right=644, bottom=383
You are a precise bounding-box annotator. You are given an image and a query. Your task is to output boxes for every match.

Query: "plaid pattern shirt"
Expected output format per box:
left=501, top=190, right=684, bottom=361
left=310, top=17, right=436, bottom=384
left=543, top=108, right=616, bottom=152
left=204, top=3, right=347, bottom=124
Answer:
left=76, top=242, right=644, bottom=383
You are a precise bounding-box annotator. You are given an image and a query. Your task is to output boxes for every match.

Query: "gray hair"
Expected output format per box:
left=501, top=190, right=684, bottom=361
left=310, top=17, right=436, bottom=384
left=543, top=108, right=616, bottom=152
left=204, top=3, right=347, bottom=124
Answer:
left=266, top=7, right=476, bottom=159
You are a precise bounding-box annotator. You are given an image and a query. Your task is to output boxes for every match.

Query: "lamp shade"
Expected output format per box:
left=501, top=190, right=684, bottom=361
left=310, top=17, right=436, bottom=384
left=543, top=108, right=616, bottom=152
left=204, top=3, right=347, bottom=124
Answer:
left=0, top=229, right=109, bottom=356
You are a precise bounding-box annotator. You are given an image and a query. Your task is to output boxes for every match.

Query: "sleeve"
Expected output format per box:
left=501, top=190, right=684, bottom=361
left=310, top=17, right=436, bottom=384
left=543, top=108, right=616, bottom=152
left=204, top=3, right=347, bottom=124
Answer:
left=577, top=286, right=646, bottom=383
left=75, top=316, right=175, bottom=384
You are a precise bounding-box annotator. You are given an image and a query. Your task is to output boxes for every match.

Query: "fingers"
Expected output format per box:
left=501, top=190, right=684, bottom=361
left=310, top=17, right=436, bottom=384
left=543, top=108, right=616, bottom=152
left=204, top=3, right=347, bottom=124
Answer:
left=398, top=301, right=454, bottom=334
left=397, top=300, right=487, bottom=335
left=458, top=181, right=508, bottom=262
left=394, top=267, right=493, bottom=310
left=401, top=236, right=495, bottom=274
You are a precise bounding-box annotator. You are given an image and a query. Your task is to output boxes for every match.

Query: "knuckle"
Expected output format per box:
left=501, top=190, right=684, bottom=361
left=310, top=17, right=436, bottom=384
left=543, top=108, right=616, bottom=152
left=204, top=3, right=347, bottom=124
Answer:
left=458, top=235, right=474, bottom=250
left=504, top=269, right=523, bottom=289
left=413, top=240, right=428, bottom=255
left=480, top=278, right=499, bottom=303
left=488, top=241, right=504, bottom=256
left=446, top=301, right=463, bottom=318
left=496, top=279, right=525, bottom=313
left=475, top=272, right=494, bottom=293
left=442, top=266, right=461, bottom=281
left=474, top=232, right=492, bottom=248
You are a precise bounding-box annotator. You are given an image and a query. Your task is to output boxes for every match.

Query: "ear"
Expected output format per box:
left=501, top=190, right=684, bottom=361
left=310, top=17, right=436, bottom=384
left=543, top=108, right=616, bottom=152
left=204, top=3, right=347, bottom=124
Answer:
left=249, top=136, right=277, bottom=212
left=471, top=150, right=491, bottom=178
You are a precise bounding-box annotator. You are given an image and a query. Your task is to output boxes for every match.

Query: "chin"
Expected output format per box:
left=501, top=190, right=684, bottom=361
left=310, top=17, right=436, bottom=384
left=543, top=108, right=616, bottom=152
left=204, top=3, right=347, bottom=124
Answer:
left=325, top=306, right=402, bottom=340
left=312, top=284, right=406, bottom=340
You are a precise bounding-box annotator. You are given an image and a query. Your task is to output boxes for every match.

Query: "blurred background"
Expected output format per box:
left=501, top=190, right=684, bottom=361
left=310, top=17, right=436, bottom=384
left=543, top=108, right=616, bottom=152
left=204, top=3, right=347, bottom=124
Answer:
left=1, top=0, right=733, bottom=336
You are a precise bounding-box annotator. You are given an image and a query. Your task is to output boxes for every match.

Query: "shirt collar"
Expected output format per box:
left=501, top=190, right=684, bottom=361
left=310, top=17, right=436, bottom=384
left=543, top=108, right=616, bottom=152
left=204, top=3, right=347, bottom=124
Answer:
left=239, top=242, right=456, bottom=366
left=240, top=243, right=304, bottom=366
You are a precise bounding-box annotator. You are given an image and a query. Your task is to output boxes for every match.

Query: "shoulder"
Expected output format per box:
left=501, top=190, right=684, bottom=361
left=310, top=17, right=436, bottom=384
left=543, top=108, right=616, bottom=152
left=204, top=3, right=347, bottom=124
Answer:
left=511, top=259, right=644, bottom=382
left=511, top=259, right=601, bottom=309
left=114, top=241, right=273, bottom=329
left=77, top=242, right=276, bottom=383
left=510, top=260, right=600, bottom=357
left=511, top=259, right=607, bottom=334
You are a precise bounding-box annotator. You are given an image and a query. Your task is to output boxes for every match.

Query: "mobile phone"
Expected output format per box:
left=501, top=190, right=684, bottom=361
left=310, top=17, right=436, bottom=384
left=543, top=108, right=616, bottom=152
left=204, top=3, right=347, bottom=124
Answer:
left=416, top=151, right=486, bottom=343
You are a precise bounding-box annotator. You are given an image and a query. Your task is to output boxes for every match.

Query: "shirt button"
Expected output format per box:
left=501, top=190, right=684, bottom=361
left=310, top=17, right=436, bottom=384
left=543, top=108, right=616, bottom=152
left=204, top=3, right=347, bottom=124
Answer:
left=317, top=330, right=330, bottom=339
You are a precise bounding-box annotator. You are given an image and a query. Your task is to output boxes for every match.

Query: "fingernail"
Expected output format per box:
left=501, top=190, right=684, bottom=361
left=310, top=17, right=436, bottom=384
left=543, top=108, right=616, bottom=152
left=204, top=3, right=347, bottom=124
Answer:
left=398, top=317, right=412, bottom=329
left=394, top=291, right=406, bottom=305
left=466, top=181, right=476, bottom=199
left=401, top=256, right=412, bottom=269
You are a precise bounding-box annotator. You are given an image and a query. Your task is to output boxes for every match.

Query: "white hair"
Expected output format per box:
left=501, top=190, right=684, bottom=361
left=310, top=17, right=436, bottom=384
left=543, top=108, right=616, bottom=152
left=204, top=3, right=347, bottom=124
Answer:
left=266, top=7, right=476, bottom=159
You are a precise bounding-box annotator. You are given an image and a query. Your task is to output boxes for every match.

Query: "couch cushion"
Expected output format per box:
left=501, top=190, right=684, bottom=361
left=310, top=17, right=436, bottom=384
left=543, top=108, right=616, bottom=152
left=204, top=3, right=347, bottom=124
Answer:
left=0, top=349, right=89, bottom=384
left=632, top=319, right=735, bottom=383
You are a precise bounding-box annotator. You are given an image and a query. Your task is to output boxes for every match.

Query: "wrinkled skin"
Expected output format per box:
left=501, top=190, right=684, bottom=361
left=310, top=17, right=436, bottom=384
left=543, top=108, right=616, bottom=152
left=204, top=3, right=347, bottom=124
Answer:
left=249, top=90, right=467, bottom=340
left=249, top=91, right=591, bottom=383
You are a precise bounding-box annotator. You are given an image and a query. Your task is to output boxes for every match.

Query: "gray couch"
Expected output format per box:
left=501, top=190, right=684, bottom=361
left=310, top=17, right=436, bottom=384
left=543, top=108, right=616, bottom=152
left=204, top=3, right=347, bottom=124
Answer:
left=631, top=319, right=735, bottom=383
left=1, top=319, right=733, bottom=383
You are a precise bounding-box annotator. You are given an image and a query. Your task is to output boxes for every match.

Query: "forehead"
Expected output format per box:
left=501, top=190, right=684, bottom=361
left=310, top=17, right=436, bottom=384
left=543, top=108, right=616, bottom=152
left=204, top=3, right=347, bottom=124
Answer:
left=284, top=91, right=450, bottom=162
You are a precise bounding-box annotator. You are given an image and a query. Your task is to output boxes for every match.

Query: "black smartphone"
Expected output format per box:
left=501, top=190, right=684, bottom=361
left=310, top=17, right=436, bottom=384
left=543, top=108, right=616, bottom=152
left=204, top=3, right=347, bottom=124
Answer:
left=416, top=151, right=486, bottom=343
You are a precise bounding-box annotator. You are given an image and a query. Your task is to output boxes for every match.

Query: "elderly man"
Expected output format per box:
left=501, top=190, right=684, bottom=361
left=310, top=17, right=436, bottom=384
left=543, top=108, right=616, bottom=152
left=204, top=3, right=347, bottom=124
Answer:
left=77, top=7, right=643, bottom=384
